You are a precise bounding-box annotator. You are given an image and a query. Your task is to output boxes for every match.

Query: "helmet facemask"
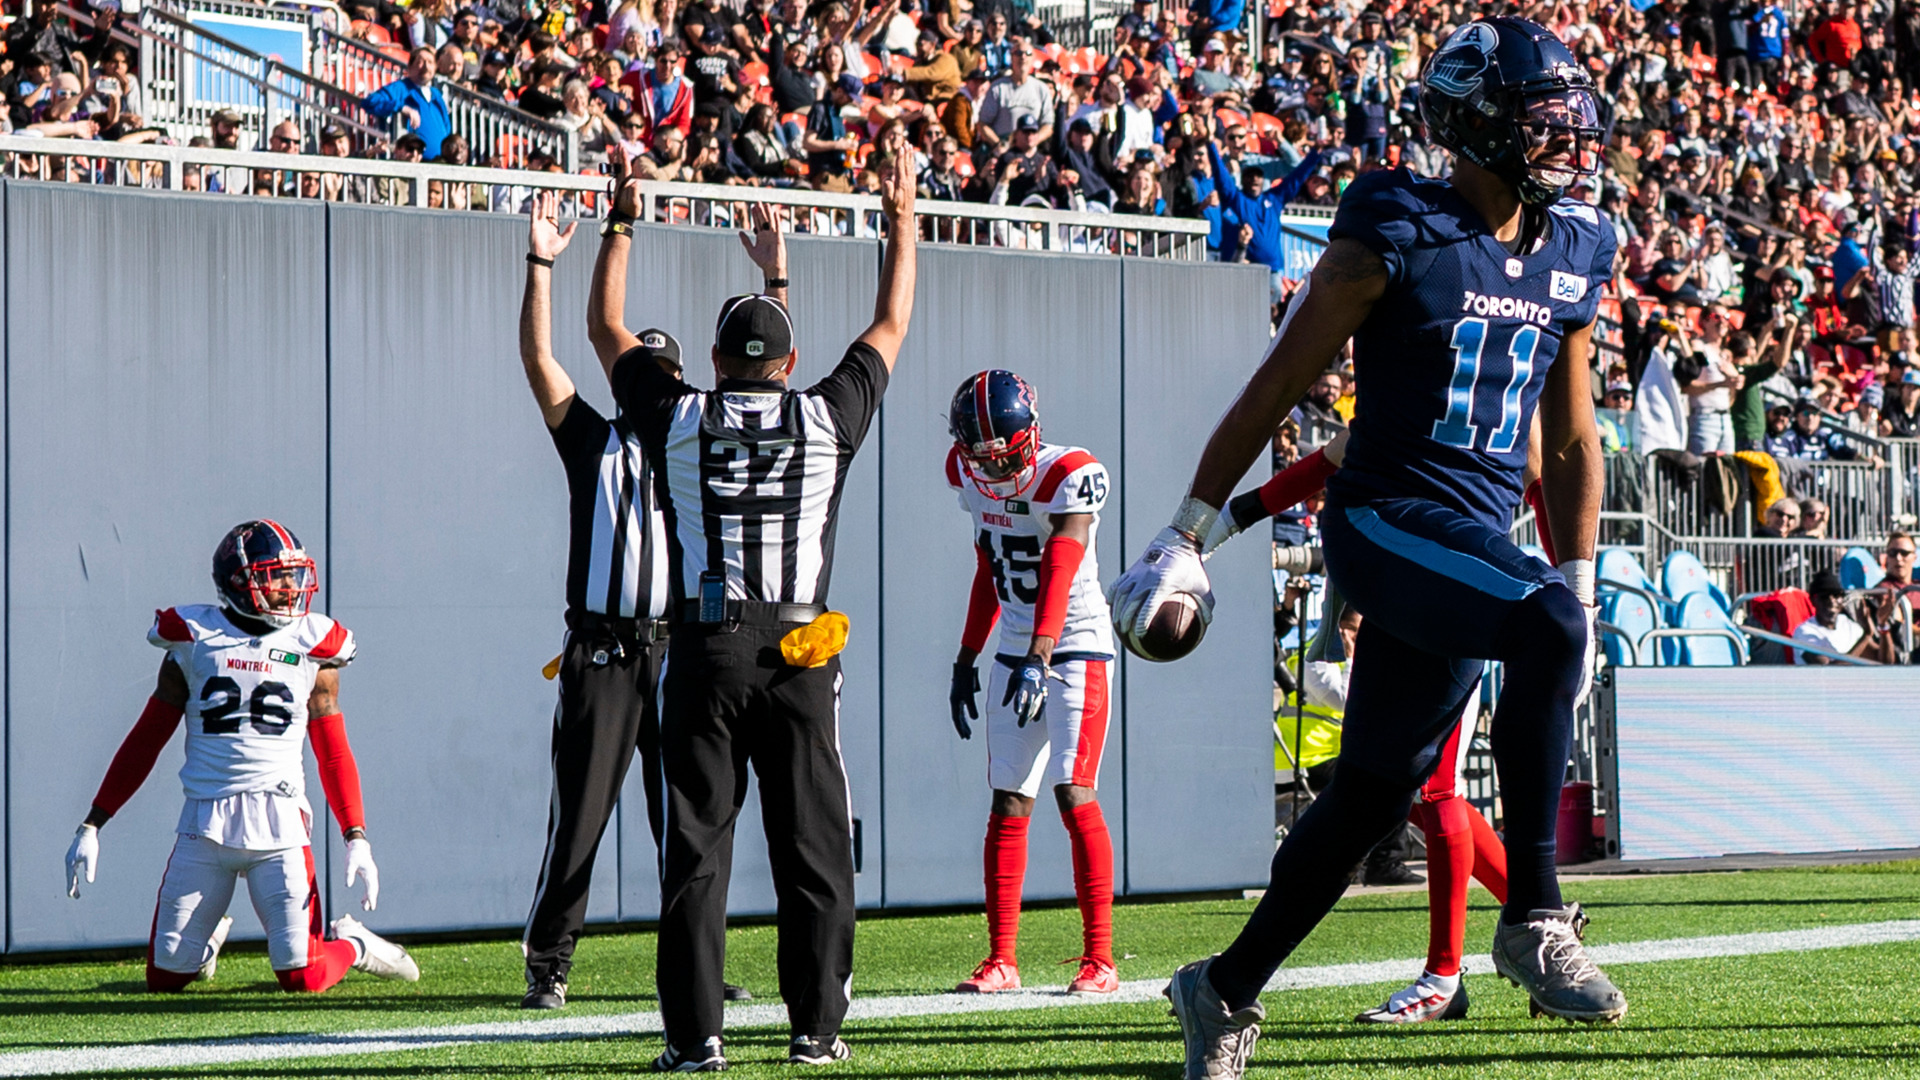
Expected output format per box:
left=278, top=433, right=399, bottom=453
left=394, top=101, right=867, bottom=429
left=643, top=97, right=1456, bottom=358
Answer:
left=226, top=550, right=318, bottom=628
left=1509, top=87, right=1605, bottom=205
left=956, top=427, right=1040, bottom=500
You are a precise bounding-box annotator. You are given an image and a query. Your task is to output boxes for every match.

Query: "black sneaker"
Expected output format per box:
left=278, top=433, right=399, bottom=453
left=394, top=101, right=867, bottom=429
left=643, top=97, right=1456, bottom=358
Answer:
left=653, top=1036, right=727, bottom=1072
left=521, top=976, right=567, bottom=1010
left=788, top=1035, right=852, bottom=1065
left=724, top=982, right=753, bottom=1002
left=1362, top=855, right=1425, bottom=887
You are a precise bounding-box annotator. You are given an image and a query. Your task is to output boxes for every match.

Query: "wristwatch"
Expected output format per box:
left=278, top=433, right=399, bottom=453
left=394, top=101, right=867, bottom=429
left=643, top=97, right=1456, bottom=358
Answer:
left=600, top=216, right=635, bottom=238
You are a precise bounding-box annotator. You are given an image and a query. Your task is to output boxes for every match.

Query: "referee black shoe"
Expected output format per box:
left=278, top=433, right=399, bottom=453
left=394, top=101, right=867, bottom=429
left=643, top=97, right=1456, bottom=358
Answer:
left=724, top=982, right=753, bottom=1001
left=788, top=1035, right=852, bottom=1065
left=653, top=1036, right=727, bottom=1072
left=521, top=976, right=567, bottom=1010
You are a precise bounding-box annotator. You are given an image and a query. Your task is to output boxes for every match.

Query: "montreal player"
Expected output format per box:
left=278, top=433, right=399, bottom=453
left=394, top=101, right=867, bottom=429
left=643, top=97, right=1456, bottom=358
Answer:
left=64, top=520, right=417, bottom=991
left=944, top=370, right=1119, bottom=997
left=1112, top=18, right=1624, bottom=1076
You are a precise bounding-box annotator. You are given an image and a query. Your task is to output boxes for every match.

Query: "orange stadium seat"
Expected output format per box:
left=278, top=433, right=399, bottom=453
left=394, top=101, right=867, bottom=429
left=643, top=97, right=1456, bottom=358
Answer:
left=742, top=60, right=770, bottom=85
left=362, top=22, right=393, bottom=45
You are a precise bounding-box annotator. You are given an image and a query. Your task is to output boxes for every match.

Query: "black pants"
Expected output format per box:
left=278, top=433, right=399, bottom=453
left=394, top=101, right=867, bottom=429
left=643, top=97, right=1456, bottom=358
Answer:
left=657, top=615, right=856, bottom=1046
left=523, top=627, right=667, bottom=984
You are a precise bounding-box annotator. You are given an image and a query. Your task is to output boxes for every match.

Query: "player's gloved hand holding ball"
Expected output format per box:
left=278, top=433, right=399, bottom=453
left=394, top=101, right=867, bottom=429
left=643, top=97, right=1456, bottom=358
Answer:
left=1110, top=497, right=1218, bottom=661
left=949, top=661, right=978, bottom=740
left=345, top=836, right=381, bottom=911
left=1003, top=654, right=1059, bottom=727
left=66, top=825, right=99, bottom=899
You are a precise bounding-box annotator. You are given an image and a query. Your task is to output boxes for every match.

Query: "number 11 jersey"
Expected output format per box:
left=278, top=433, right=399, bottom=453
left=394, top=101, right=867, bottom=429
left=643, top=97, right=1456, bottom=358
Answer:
left=150, top=604, right=357, bottom=804
left=946, top=442, right=1114, bottom=659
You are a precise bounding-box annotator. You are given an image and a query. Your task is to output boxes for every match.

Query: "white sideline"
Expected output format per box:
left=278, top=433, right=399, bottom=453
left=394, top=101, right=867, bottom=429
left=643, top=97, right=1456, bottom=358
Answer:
left=7, top=919, right=1920, bottom=1076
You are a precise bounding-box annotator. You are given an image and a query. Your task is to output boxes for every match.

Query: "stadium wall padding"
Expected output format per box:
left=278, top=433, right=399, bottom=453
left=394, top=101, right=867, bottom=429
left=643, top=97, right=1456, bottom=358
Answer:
left=0, top=181, right=1272, bottom=954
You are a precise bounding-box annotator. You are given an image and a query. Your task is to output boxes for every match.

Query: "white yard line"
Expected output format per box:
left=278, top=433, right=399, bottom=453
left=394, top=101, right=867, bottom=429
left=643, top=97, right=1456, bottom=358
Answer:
left=7, top=918, right=1920, bottom=1077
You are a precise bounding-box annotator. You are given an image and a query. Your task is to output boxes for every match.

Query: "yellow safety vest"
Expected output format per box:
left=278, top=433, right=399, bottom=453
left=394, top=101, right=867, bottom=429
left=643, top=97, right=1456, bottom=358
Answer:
left=1275, top=689, right=1343, bottom=773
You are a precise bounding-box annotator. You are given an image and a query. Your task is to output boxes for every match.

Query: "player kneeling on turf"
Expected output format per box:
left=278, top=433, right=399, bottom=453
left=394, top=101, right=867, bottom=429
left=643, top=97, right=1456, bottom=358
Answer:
left=64, top=520, right=417, bottom=992
left=945, top=371, right=1119, bottom=997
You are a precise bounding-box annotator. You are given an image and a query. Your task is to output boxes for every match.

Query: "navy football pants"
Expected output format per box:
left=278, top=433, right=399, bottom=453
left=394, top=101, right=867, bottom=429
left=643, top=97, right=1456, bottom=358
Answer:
left=1209, top=497, right=1587, bottom=1010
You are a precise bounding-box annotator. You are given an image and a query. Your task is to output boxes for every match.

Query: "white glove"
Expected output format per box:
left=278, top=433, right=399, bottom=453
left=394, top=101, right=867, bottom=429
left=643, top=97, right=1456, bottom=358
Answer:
left=1201, top=512, right=1241, bottom=556
left=66, top=825, right=99, bottom=899
left=1557, top=558, right=1599, bottom=706
left=1574, top=602, right=1599, bottom=706
left=1109, top=500, right=1219, bottom=638
left=345, top=837, right=380, bottom=911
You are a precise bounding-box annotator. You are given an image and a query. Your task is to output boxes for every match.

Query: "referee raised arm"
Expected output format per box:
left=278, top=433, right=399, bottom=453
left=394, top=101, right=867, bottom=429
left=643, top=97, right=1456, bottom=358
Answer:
left=588, top=156, right=918, bottom=1071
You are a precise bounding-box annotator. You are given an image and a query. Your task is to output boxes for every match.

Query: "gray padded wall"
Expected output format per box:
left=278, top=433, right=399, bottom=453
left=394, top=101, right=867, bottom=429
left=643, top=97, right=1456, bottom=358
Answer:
left=6, top=185, right=329, bottom=950
left=880, top=248, right=1123, bottom=907
left=1118, top=260, right=1273, bottom=893
left=325, top=204, right=621, bottom=934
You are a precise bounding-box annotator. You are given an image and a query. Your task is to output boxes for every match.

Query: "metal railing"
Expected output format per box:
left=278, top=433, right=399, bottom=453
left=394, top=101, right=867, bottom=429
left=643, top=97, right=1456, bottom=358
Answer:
left=638, top=180, right=1211, bottom=257
left=158, top=0, right=347, bottom=34
left=309, top=25, right=580, bottom=170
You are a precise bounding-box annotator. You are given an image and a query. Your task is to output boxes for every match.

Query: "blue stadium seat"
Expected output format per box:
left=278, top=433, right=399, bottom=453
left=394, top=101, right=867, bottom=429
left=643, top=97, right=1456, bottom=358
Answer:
left=1840, top=547, right=1884, bottom=591
left=1597, top=589, right=1654, bottom=666
left=1661, top=550, right=1730, bottom=613
left=1662, top=593, right=1747, bottom=666
left=1598, top=548, right=1656, bottom=594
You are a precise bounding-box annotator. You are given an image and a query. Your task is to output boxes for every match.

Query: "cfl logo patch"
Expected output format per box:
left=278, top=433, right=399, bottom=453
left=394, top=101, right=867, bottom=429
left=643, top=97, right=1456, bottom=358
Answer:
left=1550, top=271, right=1588, bottom=304
left=643, top=331, right=667, bottom=349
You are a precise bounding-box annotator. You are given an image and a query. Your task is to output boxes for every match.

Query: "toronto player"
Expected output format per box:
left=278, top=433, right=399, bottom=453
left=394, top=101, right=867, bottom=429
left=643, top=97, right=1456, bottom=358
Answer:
left=64, top=521, right=417, bottom=992
left=944, top=371, right=1118, bottom=997
left=1114, top=18, right=1623, bottom=1076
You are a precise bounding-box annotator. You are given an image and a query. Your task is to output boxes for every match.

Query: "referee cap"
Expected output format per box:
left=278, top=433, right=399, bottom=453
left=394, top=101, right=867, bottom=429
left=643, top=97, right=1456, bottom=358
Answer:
left=715, top=294, right=794, bottom=362
left=636, top=327, right=683, bottom=369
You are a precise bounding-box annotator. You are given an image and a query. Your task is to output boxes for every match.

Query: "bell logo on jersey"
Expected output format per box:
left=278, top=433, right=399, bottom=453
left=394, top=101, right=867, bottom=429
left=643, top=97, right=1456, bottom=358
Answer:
left=1005, top=499, right=1030, bottom=515
left=1550, top=270, right=1588, bottom=304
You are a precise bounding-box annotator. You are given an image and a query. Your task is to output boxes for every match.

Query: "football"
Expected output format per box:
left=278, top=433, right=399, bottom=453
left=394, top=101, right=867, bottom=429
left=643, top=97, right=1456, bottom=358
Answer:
left=1126, top=593, right=1206, bottom=662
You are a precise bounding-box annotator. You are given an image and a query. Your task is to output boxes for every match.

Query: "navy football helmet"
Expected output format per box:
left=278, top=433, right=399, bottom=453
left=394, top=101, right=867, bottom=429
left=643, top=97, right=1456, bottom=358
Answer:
left=213, top=520, right=318, bottom=629
left=948, top=370, right=1041, bottom=499
left=1419, top=17, right=1605, bottom=206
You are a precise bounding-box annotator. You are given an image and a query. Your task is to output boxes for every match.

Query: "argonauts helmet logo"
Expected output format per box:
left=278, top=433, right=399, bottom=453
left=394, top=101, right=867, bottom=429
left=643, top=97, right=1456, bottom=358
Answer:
left=1425, top=22, right=1498, bottom=98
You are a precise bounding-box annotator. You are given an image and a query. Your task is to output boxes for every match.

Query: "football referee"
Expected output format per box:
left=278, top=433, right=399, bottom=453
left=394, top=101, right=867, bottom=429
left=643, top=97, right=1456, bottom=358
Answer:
left=587, top=158, right=918, bottom=1070
left=516, top=193, right=751, bottom=1011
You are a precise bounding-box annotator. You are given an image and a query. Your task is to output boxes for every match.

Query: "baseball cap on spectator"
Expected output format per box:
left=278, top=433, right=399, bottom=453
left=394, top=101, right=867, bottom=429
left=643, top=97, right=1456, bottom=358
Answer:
left=834, top=73, right=864, bottom=99
left=483, top=49, right=511, bottom=67
left=1794, top=399, right=1822, bottom=415
left=1864, top=385, right=1886, bottom=410
left=1902, top=370, right=1920, bottom=386
left=394, top=132, right=428, bottom=154
left=715, top=294, right=795, bottom=362
left=964, top=68, right=991, bottom=84
left=1606, top=379, right=1632, bottom=395
left=633, top=328, right=683, bottom=370
left=1810, top=570, right=1846, bottom=597
left=1815, top=264, right=1834, bottom=280
left=212, top=108, right=244, bottom=125
left=1125, top=76, right=1153, bottom=99
left=1069, top=117, right=1094, bottom=135
left=1016, top=115, right=1041, bottom=132
left=1203, top=38, right=1225, bottom=52
left=319, top=122, right=348, bottom=141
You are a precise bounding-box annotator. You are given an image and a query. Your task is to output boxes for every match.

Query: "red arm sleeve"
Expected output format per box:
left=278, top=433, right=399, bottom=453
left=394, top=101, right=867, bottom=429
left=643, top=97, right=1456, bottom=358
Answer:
left=961, top=543, right=1002, bottom=655
left=1258, top=448, right=1337, bottom=517
left=91, top=697, right=185, bottom=820
left=1524, top=479, right=1559, bottom=565
left=307, top=713, right=366, bottom=833
left=1031, top=534, right=1087, bottom=644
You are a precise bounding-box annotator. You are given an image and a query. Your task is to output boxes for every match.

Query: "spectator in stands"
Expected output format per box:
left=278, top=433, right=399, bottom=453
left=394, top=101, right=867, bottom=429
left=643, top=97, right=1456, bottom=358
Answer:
left=1760, top=496, right=1802, bottom=538
left=1883, top=369, right=1920, bottom=437
left=1685, top=307, right=1742, bottom=456
left=905, top=29, right=959, bottom=104
left=975, top=44, right=1055, bottom=158
left=1794, top=569, right=1884, bottom=664
left=803, top=73, right=861, bottom=189
left=474, top=50, right=513, bottom=102
left=985, top=116, right=1062, bottom=207
left=313, top=123, right=369, bottom=203
left=4, top=4, right=91, bottom=76
left=518, top=62, right=569, bottom=121
left=1598, top=380, right=1637, bottom=455
left=1797, top=498, right=1832, bottom=539
left=364, top=48, right=454, bottom=162
left=89, top=44, right=141, bottom=127
left=1868, top=243, right=1920, bottom=350
left=208, top=108, right=243, bottom=151
left=1733, top=313, right=1800, bottom=451
left=1777, top=400, right=1871, bottom=463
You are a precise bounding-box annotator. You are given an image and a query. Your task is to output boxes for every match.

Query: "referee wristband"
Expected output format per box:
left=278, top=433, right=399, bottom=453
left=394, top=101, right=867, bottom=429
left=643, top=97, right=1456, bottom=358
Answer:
left=601, top=218, right=634, bottom=238
left=525, top=253, right=554, bottom=268
left=763, top=276, right=789, bottom=289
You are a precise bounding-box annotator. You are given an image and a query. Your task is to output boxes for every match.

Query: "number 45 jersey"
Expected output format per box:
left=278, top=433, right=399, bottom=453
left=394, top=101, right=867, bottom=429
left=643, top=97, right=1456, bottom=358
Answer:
left=149, top=604, right=356, bottom=802
left=947, top=443, right=1114, bottom=658
left=1322, top=168, right=1616, bottom=530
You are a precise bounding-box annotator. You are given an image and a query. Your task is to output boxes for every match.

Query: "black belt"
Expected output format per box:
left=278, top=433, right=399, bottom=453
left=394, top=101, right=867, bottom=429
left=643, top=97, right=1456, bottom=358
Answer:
left=678, top=599, right=827, bottom=626
left=566, top=609, right=671, bottom=643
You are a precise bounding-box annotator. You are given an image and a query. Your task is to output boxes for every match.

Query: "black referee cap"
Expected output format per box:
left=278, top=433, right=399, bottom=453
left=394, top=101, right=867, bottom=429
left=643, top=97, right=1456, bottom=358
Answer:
left=635, top=327, right=683, bottom=369
left=714, top=294, right=794, bottom=362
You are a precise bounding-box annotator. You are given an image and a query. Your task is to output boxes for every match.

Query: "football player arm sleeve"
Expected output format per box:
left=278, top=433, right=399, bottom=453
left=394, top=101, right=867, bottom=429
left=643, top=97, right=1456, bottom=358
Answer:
left=87, top=658, right=189, bottom=827
left=305, top=669, right=366, bottom=835
left=959, top=542, right=1002, bottom=660
left=1030, top=514, right=1091, bottom=653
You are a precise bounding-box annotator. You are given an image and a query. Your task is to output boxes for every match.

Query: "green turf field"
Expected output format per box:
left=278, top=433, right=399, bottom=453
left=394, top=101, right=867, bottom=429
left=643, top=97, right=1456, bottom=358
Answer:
left=5, top=863, right=1920, bottom=1077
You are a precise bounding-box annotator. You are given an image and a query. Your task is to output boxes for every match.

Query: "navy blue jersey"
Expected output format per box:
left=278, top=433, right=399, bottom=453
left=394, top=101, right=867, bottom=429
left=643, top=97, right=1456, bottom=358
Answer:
left=1321, top=169, right=1615, bottom=529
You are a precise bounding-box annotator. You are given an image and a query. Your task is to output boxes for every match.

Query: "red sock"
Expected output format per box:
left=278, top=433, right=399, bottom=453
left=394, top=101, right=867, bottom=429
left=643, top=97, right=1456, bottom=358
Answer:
left=1468, top=804, right=1509, bottom=904
left=275, top=937, right=358, bottom=993
left=1061, top=802, right=1115, bottom=963
left=145, top=964, right=197, bottom=992
left=1420, top=795, right=1478, bottom=978
left=984, top=813, right=1029, bottom=964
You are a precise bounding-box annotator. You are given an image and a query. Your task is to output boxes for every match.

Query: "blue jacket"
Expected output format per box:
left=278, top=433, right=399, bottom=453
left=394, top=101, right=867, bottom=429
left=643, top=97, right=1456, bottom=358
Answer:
left=363, top=77, right=454, bottom=161
left=1207, top=145, right=1320, bottom=270
left=1188, top=172, right=1224, bottom=250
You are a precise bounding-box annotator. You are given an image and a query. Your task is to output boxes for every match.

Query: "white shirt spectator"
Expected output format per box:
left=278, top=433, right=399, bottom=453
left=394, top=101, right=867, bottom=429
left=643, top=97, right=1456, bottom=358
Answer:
left=1303, top=660, right=1348, bottom=713
left=978, top=74, right=1056, bottom=139
left=1116, top=98, right=1157, bottom=161
left=1793, top=612, right=1863, bottom=663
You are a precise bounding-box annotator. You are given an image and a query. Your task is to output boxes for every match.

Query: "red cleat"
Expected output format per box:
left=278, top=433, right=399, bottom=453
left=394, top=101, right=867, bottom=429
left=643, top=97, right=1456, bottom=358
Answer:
left=954, top=958, right=1022, bottom=994
left=1066, top=956, right=1119, bottom=996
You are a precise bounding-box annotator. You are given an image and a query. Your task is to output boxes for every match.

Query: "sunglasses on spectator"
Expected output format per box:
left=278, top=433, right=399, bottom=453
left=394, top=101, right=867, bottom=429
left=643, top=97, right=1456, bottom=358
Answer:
left=1891, top=547, right=1917, bottom=558
left=270, top=134, right=297, bottom=145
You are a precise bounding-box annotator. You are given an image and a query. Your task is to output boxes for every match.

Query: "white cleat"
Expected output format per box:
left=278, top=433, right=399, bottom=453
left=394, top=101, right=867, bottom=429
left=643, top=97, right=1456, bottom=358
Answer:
left=330, top=915, right=420, bottom=982
left=197, top=916, right=234, bottom=982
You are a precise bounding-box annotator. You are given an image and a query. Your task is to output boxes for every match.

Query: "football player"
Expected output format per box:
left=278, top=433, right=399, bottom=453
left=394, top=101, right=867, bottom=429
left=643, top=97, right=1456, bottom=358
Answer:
left=64, top=521, right=417, bottom=992
left=945, top=370, right=1119, bottom=997
left=1113, top=19, right=1622, bottom=1076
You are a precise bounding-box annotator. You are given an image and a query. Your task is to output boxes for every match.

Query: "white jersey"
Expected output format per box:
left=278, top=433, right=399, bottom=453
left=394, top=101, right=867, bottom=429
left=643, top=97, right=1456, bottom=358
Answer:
left=947, top=442, right=1114, bottom=658
left=150, top=604, right=356, bottom=807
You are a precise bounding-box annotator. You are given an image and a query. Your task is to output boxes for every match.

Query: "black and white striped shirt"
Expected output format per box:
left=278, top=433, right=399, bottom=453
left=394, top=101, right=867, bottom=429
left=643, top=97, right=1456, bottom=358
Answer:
left=551, top=399, right=670, bottom=620
left=613, top=342, right=888, bottom=607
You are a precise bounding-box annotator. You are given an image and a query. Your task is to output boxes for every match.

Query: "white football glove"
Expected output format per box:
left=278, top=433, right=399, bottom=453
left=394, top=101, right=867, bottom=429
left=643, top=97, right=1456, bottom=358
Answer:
left=66, top=825, right=99, bottom=899
left=1109, top=499, right=1219, bottom=639
left=345, top=837, right=380, bottom=911
left=1558, top=559, right=1598, bottom=706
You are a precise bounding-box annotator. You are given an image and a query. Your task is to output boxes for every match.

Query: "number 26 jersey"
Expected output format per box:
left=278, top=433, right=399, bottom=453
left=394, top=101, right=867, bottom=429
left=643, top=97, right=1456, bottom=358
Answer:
left=150, top=604, right=356, bottom=802
left=947, top=442, right=1114, bottom=658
